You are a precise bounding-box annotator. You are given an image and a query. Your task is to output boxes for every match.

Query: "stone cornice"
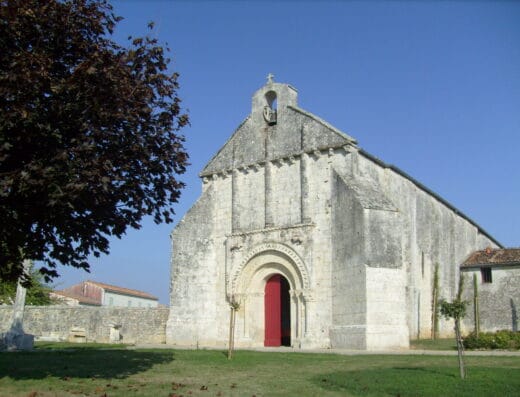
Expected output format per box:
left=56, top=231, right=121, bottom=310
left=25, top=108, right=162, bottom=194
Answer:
left=227, top=222, right=314, bottom=238
left=199, top=142, right=357, bottom=180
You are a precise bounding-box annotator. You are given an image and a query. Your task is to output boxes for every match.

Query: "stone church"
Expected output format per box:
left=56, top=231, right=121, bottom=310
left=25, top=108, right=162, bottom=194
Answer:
left=166, top=77, right=500, bottom=350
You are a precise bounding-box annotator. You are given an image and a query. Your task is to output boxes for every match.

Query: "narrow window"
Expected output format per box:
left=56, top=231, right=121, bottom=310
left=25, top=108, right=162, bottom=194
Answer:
left=265, top=91, right=277, bottom=111
left=108, top=297, right=114, bottom=306
left=263, top=91, right=277, bottom=125
left=481, top=267, right=492, bottom=283
left=128, top=300, right=132, bottom=307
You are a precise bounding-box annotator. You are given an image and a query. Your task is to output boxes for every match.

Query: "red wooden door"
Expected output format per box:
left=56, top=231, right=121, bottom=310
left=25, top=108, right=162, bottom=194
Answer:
left=264, top=274, right=282, bottom=346
left=264, top=274, right=291, bottom=347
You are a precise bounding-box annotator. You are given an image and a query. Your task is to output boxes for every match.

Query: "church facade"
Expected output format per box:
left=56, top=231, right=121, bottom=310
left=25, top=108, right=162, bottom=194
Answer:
left=166, top=79, right=500, bottom=350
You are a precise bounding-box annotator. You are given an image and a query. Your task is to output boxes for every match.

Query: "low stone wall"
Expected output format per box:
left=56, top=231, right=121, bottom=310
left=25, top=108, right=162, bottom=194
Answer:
left=0, top=306, right=169, bottom=344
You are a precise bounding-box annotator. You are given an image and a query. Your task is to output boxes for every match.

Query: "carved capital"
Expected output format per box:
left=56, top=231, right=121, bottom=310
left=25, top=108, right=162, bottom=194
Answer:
left=301, top=289, right=315, bottom=302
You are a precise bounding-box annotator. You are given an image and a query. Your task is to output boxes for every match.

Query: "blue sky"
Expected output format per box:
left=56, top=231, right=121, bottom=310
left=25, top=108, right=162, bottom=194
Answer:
left=54, top=1, right=520, bottom=304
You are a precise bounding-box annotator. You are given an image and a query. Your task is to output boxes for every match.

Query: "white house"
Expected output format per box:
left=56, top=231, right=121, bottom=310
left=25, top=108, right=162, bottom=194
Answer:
left=54, top=280, right=158, bottom=308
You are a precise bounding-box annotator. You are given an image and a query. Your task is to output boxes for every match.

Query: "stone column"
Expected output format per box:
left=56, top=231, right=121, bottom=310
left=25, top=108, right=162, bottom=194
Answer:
left=290, top=290, right=299, bottom=345
left=299, top=290, right=319, bottom=348
left=231, top=169, right=239, bottom=232
left=303, top=295, right=310, bottom=337
left=300, top=153, right=310, bottom=223
left=265, top=161, right=274, bottom=228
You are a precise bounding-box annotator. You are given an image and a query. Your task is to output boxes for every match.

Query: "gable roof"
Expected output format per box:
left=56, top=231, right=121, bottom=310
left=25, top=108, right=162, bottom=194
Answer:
left=200, top=105, right=356, bottom=177
left=198, top=81, right=502, bottom=249
left=51, top=290, right=102, bottom=306
left=461, top=248, right=520, bottom=268
left=86, top=280, right=158, bottom=300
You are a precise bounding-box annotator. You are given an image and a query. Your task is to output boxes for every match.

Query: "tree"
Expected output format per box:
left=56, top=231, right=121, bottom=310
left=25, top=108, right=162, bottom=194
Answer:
left=0, top=267, right=56, bottom=305
left=0, top=0, right=189, bottom=284
left=227, top=296, right=240, bottom=360
left=439, top=274, right=468, bottom=379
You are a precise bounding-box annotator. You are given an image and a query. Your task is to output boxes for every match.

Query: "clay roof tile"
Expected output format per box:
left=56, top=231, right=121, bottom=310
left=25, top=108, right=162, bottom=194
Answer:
left=85, top=280, right=158, bottom=300
left=461, top=248, right=520, bottom=267
left=51, top=290, right=102, bottom=306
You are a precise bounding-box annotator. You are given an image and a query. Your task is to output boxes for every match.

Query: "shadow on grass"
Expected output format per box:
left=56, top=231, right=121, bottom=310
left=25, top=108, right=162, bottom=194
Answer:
left=391, top=366, right=457, bottom=377
left=312, top=366, right=520, bottom=397
left=0, top=349, right=174, bottom=380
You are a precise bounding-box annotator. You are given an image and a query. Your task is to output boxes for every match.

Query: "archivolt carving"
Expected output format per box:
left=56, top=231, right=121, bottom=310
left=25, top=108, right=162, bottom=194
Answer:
left=229, top=242, right=310, bottom=294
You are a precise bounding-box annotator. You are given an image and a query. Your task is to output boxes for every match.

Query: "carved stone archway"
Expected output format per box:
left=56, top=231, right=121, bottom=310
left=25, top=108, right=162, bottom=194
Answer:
left=229, top=243, right=312, bottom=348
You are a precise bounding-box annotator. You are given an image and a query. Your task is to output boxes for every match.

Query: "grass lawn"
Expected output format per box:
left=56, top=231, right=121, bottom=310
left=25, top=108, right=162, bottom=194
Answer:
left=410, top=338, right=457, bottom=351
left=0, top=343, right=518, bottom=397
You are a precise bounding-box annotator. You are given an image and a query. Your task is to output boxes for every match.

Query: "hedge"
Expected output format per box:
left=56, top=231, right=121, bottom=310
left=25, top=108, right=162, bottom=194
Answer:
left=463, top=330, right=520, bottom=350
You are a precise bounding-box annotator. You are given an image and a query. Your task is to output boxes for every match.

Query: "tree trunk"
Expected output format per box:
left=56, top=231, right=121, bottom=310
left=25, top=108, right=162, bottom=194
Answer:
left=455, top=318, right=466, bottom=379
left=227, top=306, right=236, bottom=360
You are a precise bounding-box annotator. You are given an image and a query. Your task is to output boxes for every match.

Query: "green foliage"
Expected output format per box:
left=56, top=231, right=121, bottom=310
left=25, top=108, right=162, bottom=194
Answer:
left=440, top=274, right=468, bottom=379
left=463, top=330, right=520, bottom=350
left=0, top=278, right=16, bottom=304
left=0, top=268, right=55, bottom=305
left=456, top=271, right=465, bottom=301
left=440, top=273, right=468, bottom=321
left=0, top=0, right=189, bottom=283
left=439, top=299, right=468, bottom=321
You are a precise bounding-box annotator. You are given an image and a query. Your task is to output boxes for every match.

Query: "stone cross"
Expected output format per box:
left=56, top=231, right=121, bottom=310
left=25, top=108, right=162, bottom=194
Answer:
left=0, top=259, right=34, bottom=351
left=267, top=73, right=274, bottom=84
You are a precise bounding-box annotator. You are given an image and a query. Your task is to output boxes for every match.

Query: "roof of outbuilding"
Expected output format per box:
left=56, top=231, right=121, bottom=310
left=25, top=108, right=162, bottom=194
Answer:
left=86, top=280, right=158, bottom=300
left=51, top=290, right=102, bottom=306
left=461, top=248, right=520, bottom=268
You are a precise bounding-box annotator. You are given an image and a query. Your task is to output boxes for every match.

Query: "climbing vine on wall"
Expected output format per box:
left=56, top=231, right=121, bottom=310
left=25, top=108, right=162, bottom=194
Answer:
left=431, top=263, right=440, bottom=339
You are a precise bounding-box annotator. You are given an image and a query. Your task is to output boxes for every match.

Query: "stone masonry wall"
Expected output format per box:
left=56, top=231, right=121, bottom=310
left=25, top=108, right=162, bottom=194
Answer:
left=0, top=306, right=169, bottom=344
left=461, top=266, right=520, bottom=334
left=167, top=80, right=502, bottom=350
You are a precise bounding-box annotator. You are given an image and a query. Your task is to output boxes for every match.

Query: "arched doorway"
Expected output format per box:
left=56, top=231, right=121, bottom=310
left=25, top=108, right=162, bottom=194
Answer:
left=229, top=243, right=311, bottom=348
left=264, top=274, right=291, bottom=347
